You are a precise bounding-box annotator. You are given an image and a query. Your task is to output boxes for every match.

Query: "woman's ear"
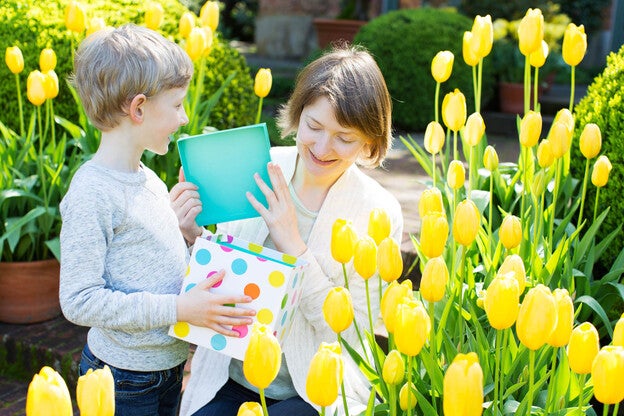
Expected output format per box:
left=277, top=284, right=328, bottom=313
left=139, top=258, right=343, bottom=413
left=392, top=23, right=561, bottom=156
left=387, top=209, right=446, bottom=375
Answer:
left=128, top=93, right=147, bottom=123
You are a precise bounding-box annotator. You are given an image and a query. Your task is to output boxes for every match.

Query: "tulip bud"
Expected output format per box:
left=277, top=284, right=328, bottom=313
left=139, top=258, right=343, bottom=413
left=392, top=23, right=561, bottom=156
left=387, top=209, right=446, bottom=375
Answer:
left=453, top=199, right=480, bottom=247
left=554, top=108, right=575, bottom=133
left=579, top=123, right=602, bottom=159
left=424, top=121, right=445, bottom=155
left=498, top=254, right=527, bottom=294
left=483, top=145, right=499, bottom=171
left=420, top=256, right=449, bottom=303
left=471, top=15, right=493, bottom=59
left=431, top=50, right=454, bottom=83
left=382, top=349, right=405, bottom=386
left=179, top=12, right=195, bottom=38
left=331, top=219, right=357, bottom=264
left=442, top=89, right=467, bottom=132
left=484, top=272, right=520, bottom=330
left=5, top=46, right=24, bottom=74
left=518, top=8, right=544, bottom=56
left=202, top=27, right=214, bottom=56
left=76, top=365, right=115, bottom=416
left=529, top=40, right=549, bottom=68
left=517, top=284, right=557, bottom=350
left=200, top=1, right=220, bottom=32
left=323, top=287, right=354, bottom=333
left=499, top=214, right=521, bottom=250
left=591, top=155, right=612, bottom=187
left=26, top=366, right=73, bottom=416
left=186, top=26, right=208, bottom=62
left=447, top=160, right=465, bottom=190
left=399, top=382, right=418, bottom=411
left=531, top=169, right=547, bottom=199
left=562, top=23, right=587, bottom=67
left=368, top=207, right=391, bottom=245
left=418, top=187, right=445, bottom=218
left=568, top=322, right=600, bottom=374
left=65, top=1, right=86, bottom=33
left=547, top=288, right=574, bottom=347
left=419, top=212, right=449, bottom=259
left=519, top=111, right=542, bottom=147
left=27, top=70, right=47, bottom=106
left=381, top=280, right=413, bottom=333
left=254, top=68, right=272, bottom=98
left=353, top=236, right=377, bottom=280
left=42, top=70, right=59, bottom=100
left=243, top=323, right=282, bottom=389
left=39, top=48, right=57, bottom=73
left=377, top=237, right=403, bottom=282
left=613, top=313, right=624, bottom=347
left=394, top=298, right=430, bottom=356
left=443, top=352, right=484, bottom=416
left=145, top=3, right=164, bottom=30
left=237, top=402, right=263, bottom=416
left=306, top=342, right=343, bottom=407
left=462, top=31, right=480, bottom=67
left=86, top=17, right=107, bottom=37
left=548, top=120, right=572, bottom=159
left=591, top=346, right=624, bottom=405
left=464, top=112, right=485, bottom=147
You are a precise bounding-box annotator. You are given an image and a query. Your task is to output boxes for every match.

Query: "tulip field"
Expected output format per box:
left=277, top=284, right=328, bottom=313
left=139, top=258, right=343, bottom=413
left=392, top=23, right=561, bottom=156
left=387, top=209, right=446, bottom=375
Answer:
left=8, top=2, right=624, bottom=416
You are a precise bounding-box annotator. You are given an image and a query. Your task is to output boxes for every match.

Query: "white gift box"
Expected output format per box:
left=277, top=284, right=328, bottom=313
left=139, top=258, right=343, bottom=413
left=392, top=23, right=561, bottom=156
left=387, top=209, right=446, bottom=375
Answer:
left=169, top=234, right=307, bottom=360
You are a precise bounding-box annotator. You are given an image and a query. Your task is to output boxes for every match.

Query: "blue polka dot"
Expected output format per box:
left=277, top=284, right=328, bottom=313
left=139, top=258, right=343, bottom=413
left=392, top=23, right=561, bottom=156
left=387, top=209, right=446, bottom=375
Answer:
left=196, top=249, right=211, bottom=265
left=231, top=258, right=248, bottom=275
left=292, top=273, right=298, bottom=288
left=210, top=334, right=227, bottom=351
left=281, top=311, right=288, bottom=326
left=184, top=283, right=196, bottom=292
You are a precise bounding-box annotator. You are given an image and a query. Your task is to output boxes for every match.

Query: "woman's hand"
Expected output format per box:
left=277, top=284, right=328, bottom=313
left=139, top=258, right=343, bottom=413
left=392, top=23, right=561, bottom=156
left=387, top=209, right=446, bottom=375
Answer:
left=170, top=167, right=203, bottom=244
left=247, top=162, right=307, bottom=256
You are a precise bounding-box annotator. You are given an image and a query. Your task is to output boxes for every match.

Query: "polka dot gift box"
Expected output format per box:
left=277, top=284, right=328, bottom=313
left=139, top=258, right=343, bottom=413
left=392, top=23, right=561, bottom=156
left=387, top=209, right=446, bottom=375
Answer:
left=169, top=233, right=307, bottom=360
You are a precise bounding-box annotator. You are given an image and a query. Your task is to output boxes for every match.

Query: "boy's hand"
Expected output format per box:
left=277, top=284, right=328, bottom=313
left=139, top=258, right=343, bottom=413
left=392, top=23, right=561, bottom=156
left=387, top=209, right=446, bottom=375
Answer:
left=170, top=167, right=203, bottom=244
left=176, top=270, right=256, bottom=337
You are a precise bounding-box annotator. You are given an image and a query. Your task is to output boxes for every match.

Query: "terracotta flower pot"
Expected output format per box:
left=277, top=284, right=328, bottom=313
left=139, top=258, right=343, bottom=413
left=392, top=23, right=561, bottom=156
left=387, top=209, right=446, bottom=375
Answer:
left=498, top=81, right=544, bottom=114
left=313, top=18, right=366, bottom=49
left=0, top=259, right=61, bottom=324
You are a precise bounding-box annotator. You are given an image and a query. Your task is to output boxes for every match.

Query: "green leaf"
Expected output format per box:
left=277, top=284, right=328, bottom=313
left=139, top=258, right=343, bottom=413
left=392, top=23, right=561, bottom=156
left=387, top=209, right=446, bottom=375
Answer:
left=574, top=295, right=613, bottom=336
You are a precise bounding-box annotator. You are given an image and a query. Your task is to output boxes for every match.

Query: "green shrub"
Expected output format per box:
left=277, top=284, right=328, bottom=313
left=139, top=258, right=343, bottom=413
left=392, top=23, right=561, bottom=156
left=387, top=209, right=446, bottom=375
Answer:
left=570, top=44, right=624, bottom=272
left=0, top=0, right=256, bottom=134
left=354, top=7, right=495, bottom=132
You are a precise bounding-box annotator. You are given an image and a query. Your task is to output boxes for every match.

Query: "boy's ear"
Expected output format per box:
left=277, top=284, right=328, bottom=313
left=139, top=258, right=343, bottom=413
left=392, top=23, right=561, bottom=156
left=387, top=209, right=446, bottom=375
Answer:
left=128, top=94, right=147, bottom=123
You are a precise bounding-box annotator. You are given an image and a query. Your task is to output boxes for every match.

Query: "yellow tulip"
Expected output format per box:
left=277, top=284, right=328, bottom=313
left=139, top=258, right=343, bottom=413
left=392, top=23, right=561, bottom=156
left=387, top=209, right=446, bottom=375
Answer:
left=537, top=139, right=554, bottom=169
left=462, top=31, right=480, bottom=67
left=419, top=212, right=449, bottom=259
left=483, top=145, right=499, bottom=172
left=42, top=70, right=59, bottom=100
left=26, top=366, right=73, bottom=416
left=353, top=236, right=377, bottom=280
left=254, top=68, right=272, bottom=98
left=86, top=17, right=107, bottom=37
left=420, top=256, right=448, bottom=303
left=518, top=8, right=544, bottom=56
left=499, top=214, right=521, bottom=250
left=399, top=382, right=417, bottom=411
left=202, top=27, right=214, bottom=56
left=382, top=349, right=405, bottom=386
left=200, top=1, right=220, bottom=32
left=179, top=12, right=195, bottom=38
left=331, top=219, right=357, bottom=264
left=484, top=272, right=520, bottom=330
left=145, top=3, right=164, bottom=30
left=377, top=237, right=403, bottom=282
left=442, top=89, right=467, bottom=132
left=591, top=346, right=624, bottom=404
left=424, top=121, right=445, bottom=155
left=64, top=1, right=86, bottom=33
left=243, top=322, right=282, bottom=389
left=529, top=40, right=549, bottom=68
left=394, top=298, right=430, bottom=356
left=381, top=280, right=413, bottom=333
left=418, top=187, right=445, bottom=218
left=76, top=365, right=115, bottom=416
left=464, top=112, right=485, bottom=147
left=186, top=26, right=208, bottom=62
left=237, top=402, right=263, bottom=416
left=568, top=322, right=600, bottom=374
left=39, top=48, right=56, bottom=73
left=554, top=107, right=575, bottom=133
left=471, top=15, right=493, bottom=59
left=592, top=155, right=612, bottom=187
left=431, top=50, right=454, bottom=83
left=548, top=120, right=572, bottom=159
left=443, top=352, right=484, bottom=416
left=453, top=199, right=480, bottom=247
left=562, top=23, right=587, bottom=67
left=322, top=287, right=354, bottom=333
left=5, top=46, right=24, bottom=74
left=27, top=70, right=47, bottom=107
left=613, top=313, right=624, bottom=347
left=579, top=123, right=602, bottom=159
left=306, top=342, right=343, bottom=408
left=547, top=288, right=574, bottom=348
left=368, top=207, right=391, bottom=245
left=493, top=18, right=508, bottom=41
left=516, top=284, right=557, bottom=350
left=531, top=169, right=547, bottom=198
left=497, top=254, right=527, bottom=294
left=519, top=111, right=542, bottom=147
left=447, top=160, right=465, bottom=190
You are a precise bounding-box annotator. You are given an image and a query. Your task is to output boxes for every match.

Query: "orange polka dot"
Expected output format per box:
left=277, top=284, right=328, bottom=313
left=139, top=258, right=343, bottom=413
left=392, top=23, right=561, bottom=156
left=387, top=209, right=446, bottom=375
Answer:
left=244, top=283, right=261, bottom=299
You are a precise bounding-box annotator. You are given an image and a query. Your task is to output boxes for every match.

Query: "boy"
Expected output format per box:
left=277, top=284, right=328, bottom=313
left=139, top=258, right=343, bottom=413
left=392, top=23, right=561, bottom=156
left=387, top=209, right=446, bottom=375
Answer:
left=59, top=24, right=254, bottom=415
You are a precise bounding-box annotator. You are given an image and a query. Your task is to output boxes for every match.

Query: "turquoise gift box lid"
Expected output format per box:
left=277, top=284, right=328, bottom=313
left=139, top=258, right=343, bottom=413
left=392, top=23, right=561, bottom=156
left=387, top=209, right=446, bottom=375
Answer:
left=177, top=123, right=272, bottom=226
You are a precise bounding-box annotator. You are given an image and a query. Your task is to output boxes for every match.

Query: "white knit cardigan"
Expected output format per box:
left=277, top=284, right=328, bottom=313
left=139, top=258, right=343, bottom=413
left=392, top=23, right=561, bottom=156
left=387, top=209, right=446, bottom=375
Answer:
left=180, top=146, right=404, bottom=416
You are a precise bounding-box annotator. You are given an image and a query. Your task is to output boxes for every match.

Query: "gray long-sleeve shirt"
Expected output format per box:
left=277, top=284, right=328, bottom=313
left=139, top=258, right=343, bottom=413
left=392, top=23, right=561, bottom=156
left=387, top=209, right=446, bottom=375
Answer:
left=59, top=160, right=189, bottom=371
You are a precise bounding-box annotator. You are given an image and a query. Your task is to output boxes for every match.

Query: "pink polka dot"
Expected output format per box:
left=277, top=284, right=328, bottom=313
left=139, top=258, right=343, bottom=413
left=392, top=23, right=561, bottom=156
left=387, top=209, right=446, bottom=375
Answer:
left=232, top=325, right=249, bottom=338
left=256, top=257, right=267, bottom=262
left=291, top=290, right=298, bottom=305
left=220, top=245, right=233, bottom=252
left=206, top=270, right=222, bottom=288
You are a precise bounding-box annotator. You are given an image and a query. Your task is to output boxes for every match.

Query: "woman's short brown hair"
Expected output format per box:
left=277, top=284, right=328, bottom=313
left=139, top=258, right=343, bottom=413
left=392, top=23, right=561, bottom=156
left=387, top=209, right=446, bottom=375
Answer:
left=277, top=44, right=393, bottom=168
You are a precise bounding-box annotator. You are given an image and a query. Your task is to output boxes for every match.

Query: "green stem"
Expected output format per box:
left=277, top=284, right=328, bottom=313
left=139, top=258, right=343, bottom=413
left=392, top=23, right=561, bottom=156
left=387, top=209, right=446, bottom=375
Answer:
left=527, top=349, right=535, bottom=415
left=453, top=130, right=458, bottom=162
left=612, top=403, right=619, bottom=416
left=578, top=372, right=587, bottom=414
left=340, top=375, right=350, bottom=416
left=524, top=55, right=530, bottom=115
left=494, top=329, right=502, bottom=414
left=472, top=65, right=478, bottom=113
left=468, top=144, right=474, bottom=198
left=407, top=355, right=414, bottom=416
left=50, top=99, right=55, bottom=148
left=365, top=279, right=374, bottom=338
left=533, top=66, right=539, bottom=111
left=548, top=159, right=562, bottom=250
left=569, top=66, right=576, bottom=112
left=577, top=158, right=591, bottom=230
left=319, top=406, right=325, bottom=416
left=520, top=145, right=529, bottom=252
left=546, top=348, right=558, bottom=412
left=342, top=263, right=349, bottom=289
left=255, top=96, right=264, bottom=124
left=260, top=388, right=269, bottom=416
left=603, top=404, right=609, bottom=416
left=432, top=153, right=436, bottom=188
left=476, top=59, right=482, bottom=112
left=458, top=245, right=467, bottom=352
left=435, top=82, right=440, bottom=123
left=14, top=73, right=24, bottom=136
left=593, top=187, right=601, bottom=224
left=389, top=384, right=397, bottom=416
left=428, top=301, right=437, bottom=411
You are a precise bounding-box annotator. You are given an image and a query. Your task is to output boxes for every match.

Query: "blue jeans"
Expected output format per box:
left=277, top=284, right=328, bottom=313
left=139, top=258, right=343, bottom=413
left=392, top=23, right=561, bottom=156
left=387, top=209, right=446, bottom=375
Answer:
left=79, top=344, right=185, bottom=416
left=192, top=378, right=317, bottom=416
